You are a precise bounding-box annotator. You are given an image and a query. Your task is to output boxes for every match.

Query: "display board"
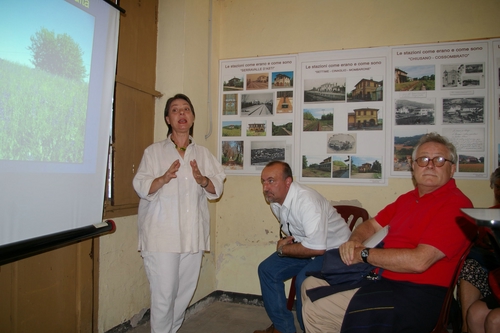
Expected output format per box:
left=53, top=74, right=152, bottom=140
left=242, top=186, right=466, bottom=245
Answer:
left=218, top=39, right=496, bottom=183
left=218, top=55, right=297, bottom=174
left=493, top=39, right=500, bottom=167
left=390, top=40, right=490, bottom=179
left=296, top=47, right=390, bottom=185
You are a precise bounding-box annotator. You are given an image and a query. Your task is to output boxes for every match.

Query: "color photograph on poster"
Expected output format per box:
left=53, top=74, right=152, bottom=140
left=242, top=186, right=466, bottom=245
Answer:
left=272, top=119, right=293, bottom=136
left=302, top=155, right=332, bottom=178
left=222, top=75, right=244, bottom=91
left=222, top=121, right=242, bottom=137
left=303, top=108, right=333, bottom=131
left=272, top=71, right=294, bottom=89
left=392, top=129, right=426, bottom=173
left=331, top=155, right=351, bottom=178
left=246, top=121, right=267, bottom=136
left=347, top=106, right=383, bottom=131
left=246, top=73, right=269, bottom=90
left=350, top=155, right=383, bottom=180
left=276, top=90, right=293, bottom=113
left=347, top=76, right=384, bottom=101
left=221, top=140, right=244, bottom=171
left=395, top=65, right=435, bottom=91
left=222, top=94, right=238, bottom=115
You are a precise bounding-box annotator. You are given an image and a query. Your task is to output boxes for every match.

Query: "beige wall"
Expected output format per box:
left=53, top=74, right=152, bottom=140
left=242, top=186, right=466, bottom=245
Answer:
left=98, top=0, right=500, bottom=331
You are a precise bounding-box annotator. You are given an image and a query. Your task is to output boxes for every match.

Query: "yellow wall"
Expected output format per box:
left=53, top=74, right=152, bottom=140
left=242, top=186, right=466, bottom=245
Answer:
left=98, top=0, right=500, bottom=331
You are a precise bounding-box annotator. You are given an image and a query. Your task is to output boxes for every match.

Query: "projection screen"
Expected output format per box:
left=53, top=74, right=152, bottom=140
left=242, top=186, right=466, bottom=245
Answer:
left=0, top=0, right=120, bottom=246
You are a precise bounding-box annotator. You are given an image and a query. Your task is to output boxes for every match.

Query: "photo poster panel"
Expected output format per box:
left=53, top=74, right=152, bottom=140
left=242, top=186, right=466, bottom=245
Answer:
left=218, top=55, right=297, bottom=175
left=296, top=48, right=391, bottom=185
left=493, top=39, right=500, bottom=168
left=390, top=40, right=490, bottom=179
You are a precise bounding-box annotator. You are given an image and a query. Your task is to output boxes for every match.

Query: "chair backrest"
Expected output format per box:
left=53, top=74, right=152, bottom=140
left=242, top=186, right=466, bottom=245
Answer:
left=334, top=205, right=370, bottom=230
left=430, top=239, right=475, bottom=333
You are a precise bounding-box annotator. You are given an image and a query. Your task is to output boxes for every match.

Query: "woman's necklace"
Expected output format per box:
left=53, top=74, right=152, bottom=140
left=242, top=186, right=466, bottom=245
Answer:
left=172, top=138, right=191, bottom=151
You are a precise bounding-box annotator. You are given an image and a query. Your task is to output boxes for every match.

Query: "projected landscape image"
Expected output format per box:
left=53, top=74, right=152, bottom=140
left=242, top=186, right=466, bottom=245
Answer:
left=0, top=1, right=94, bottom=163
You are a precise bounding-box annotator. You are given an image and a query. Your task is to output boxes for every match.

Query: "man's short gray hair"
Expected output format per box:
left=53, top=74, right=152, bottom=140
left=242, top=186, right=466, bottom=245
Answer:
left=411, top=132, right=457, bottom=164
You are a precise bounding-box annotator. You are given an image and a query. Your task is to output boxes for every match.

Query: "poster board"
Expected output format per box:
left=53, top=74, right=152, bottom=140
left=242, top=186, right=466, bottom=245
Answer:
left=391, top=40, right=490, bottom=179
left=218, top=39, right=495, bottom=183
left=218, top=55, right=297, bottom=174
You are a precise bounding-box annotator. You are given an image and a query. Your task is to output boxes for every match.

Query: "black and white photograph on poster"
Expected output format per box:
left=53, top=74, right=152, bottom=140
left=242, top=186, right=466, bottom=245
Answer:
left=241, top=92, right=274, bottom=116
left=395, top=98, right=435, bottom=125
left=441, top=63, right=485, bottom=89
left=347, top=107, right=383, bottom=131
left=393, top=129, right=427, bottom=172
left=303, top=107, right=334, bottom=131
left=250, top=140, right=286, bottom=166
left=302, top=155, right=332, bottom=178
left=350, top=155, right=383, bottom=180
left=327, top=133, right=356, bottom=154
left=272, top=71, right=294, bottom=88
left=394, top=65, right=435, bottom=91
left=346, top=76, right=384, bottom=102
left=246, top=73, right=269, bottom=90
left=332, top=155, right=351, bottom=179
left=247, top=121, right=267, bottom=137
left=458, top=153, right=485, bottom=173
left=303, top=78, right=346, bottom=103
left=276, top=91, right=293, bottom=113
left=272, top=119, right=293, bottom=136
left=442, top=127, right=485, bottom=152
left=222, top=121, right=242, bottom=137
left=221, top=141, right=244, bottom=171
left=222, top=93, right=238, bottom=115
left=223, top=75, right=244, bottom=91
left=442, top=97, right=484, bottom=124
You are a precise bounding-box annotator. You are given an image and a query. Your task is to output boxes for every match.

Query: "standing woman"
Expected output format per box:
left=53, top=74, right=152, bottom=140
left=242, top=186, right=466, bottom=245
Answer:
left=133, top=93, right=226, bottom=333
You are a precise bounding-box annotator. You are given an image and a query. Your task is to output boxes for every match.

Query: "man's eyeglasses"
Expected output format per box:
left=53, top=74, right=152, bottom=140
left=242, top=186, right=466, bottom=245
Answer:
left=413, top=156, right=454, bottom=167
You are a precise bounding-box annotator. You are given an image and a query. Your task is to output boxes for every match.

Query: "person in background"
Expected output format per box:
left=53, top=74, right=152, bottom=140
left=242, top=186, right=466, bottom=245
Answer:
left=458, top=166, right=500, bottom=332
left=133, top=93, right=226, bottom=333
left=467, top=271, right=500, bottom=333
left=253, top=161, right=351, bottom=333
left=301, top=132, right=475, bottom=333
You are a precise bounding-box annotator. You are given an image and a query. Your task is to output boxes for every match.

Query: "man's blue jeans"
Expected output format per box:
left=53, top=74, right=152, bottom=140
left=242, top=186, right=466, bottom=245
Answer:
left=258, top=252, right=324, bottom=333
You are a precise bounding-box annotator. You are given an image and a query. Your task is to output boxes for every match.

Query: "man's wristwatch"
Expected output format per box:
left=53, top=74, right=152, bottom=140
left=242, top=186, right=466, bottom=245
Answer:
left=277, top=245, right=285, bottom=257
left=360, top=248, right=370, bottom=263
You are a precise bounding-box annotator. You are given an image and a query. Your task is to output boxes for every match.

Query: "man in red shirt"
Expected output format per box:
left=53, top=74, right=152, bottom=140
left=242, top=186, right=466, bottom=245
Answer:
left=301, top=132, right=476, bottom=333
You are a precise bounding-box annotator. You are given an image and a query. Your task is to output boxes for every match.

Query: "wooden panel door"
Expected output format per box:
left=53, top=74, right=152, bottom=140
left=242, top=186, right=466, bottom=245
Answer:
left=0, top=239, right=94, bottom=332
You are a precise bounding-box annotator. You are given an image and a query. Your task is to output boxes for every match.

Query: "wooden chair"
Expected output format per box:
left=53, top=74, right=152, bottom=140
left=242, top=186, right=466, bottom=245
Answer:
left=286, top=205, right=370, bottom=310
